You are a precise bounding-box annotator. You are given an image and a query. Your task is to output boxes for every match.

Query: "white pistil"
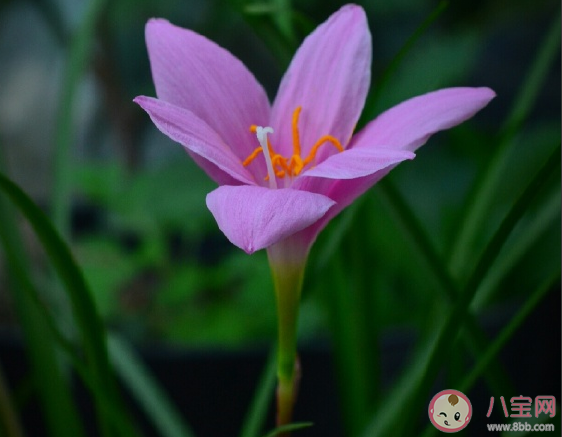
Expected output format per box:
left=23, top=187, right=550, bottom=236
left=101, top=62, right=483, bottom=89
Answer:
left=256, top=126, right=277, bottom=189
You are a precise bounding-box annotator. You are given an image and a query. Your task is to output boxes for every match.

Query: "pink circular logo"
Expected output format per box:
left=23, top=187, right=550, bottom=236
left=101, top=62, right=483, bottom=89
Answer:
left=428, top=389, right=472, bottom=433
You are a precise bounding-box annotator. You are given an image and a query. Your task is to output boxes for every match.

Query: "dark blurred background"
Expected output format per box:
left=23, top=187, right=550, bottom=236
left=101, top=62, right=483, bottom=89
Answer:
left=0, top=0, right=559, bottom=436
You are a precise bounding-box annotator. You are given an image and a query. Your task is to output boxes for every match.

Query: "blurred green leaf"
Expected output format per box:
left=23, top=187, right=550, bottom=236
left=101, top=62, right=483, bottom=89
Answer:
left=0, top=172, right=133, bottom=437
left=75, top=238, right=138, bottom=317
left=420, top=272, right=560, bottom=437
left=108, top=335, right=196, bottom=437
left=321, top=252, right=372, bottom=436
left=52, top=0, right=109, bottom=237
left=261, top=422, right=313, bottom=437
left=0, top=160, right=85, bottom=437
left=361, top=0, right=449, bottom=125
left=449, top=10, right=561, bottom=277
left=239, top=350, right=277, bottom=437
left=398, top=143, right=559, bottom=436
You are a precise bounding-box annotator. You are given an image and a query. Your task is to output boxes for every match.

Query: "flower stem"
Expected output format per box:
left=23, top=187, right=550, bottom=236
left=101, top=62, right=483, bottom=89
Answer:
left=267, top=241, right=307, bottom=431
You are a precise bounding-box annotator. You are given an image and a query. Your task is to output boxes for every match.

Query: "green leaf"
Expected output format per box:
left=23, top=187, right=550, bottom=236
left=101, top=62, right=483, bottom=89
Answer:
left=0, top=172, right=131, bottom=436
left=108, top=335, right=196, bottom=437
left=0, top=154, right=86, bottom=437
left=360, top=0, right=449, bottom=125
left=261, top=422, right=313, bottom=437
left=399, top=144, right=560, bottom=436
left=51, top=0, right=109, bottom=237
left=321, top=252, right=372, bottom=436
left=460, top=273, right=559, bottom=393
left=419, top=272, right=560, bottom=437
left=239, top=350, right=277, bottom=437
left=362, top=143, right=560, bottom=437
left=472, top=190, right=560, bottom=309
left=374, top=180, right=514, bottom=396
left=449, top=10, right=561, bottom=277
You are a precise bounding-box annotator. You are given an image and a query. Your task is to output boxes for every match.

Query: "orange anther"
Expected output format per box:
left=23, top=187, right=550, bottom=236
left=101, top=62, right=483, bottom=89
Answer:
left=302, top=135, right=343, bottom=167
left=243, top=107, right=344, bottom=181
left=292, top=106, right=302, bottom=157
left=242, top=146, right=263, bottom=166
left=289, top=154, right=304, bottom=176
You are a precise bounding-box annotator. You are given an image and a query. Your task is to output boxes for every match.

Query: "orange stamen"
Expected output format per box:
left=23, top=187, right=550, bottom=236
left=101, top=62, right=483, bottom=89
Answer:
left=242, top=147, right=263, bottom=166
left=289, top=154, right=304, bottom=176
left=302, top=135, right=343, bottom=167
left=243, top=107, right=345, bottom=181
left=292, top=106, right=302, bottom=157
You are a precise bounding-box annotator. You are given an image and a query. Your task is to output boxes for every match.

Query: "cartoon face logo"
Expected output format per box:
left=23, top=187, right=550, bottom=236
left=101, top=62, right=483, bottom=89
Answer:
left=429, top=389, right=472, bottom=433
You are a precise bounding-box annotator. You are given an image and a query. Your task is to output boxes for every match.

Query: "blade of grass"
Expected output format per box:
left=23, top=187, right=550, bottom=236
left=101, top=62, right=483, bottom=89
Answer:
left=52, top=0, right=108, bottom=237
left=374, top=180, right=514, bottom=396
left=419, top=271, right=560, bottom=437
left=1, top=254, right=138, bottom=437
left=239, top=350, right=277, bottom=437
left=346, top=202, right=381, bottom=404
left=271, top=0, right=295, bottom=45
left=359, top=333, right=436, bottom=437
left=0, top=172, right=129, bottom=437
left=322, top=252, right=372, bottom=436
left=261, top=422, right=312, bottom=437
left=0, top=153, right=86, bottom=437
left=108, top=335, right=196, bottom=437
left=459, top=273, right=559, bottom=393
left=449, top=10, right=561, bottom=277
left=362, top=143, right=560, bottom=437
left=396, top=143, right=560, bottom=436
left=473, top=189, right=560, bottom=309
left=242, top=0, right=295, bottom=44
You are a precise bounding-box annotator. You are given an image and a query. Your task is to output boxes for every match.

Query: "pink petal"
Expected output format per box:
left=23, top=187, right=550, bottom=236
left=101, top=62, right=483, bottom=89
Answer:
left=296, top=87, right=496, bottom=243
left=206, top=185, right=335, bottom=254
left=352, top=87, right=496, bottom=152
left=270, top=5, right=371, bottom=160
left=135, top=96, right=255, bottom=185
left=295, top=170, right=393, bottom=246
left=145, top=19, right=271, bottom=167
left=301, top=147, right=414, bottom=179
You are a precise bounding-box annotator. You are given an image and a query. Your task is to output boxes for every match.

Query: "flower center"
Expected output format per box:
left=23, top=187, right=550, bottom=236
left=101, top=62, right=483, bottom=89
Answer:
left=242, top=106, right=344, bottom=186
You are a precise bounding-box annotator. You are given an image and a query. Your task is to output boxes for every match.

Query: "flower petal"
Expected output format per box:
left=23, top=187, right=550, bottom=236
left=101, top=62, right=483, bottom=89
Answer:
left=352, top=87, right=496, bottom=152
left=293, top=170, right=393, bottom=248
left=297, top=87, right=496, bottom=243
left=145, top=19, right=271, bottom=164
left=206, top=185, right=335, bottom=254
left=135, top=96, right=255, bottom=185
left=301, top=147, right=414, bottom=179
left=270, top=5, right=371, bottom=159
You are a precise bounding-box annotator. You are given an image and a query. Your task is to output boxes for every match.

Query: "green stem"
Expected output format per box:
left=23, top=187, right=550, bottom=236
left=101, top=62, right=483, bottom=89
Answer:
left=267, top=240, right=308, bottom=430
left=271, top=262, right=304, bottom=426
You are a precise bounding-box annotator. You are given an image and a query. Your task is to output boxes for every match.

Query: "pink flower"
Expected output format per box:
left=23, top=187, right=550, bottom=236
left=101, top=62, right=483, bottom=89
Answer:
left=134, top=4, right=495, bottom=261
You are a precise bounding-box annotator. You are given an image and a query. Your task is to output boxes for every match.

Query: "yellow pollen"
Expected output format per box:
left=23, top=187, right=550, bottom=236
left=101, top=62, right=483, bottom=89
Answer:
left=243, top=107, right=344, bottom=180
